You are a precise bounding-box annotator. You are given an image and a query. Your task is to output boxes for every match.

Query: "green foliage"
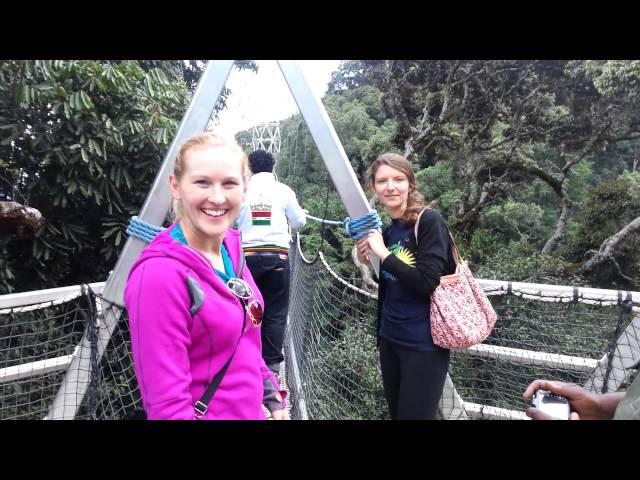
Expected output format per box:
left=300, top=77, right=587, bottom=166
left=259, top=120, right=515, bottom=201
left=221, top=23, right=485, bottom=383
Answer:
left=236, top=61, right=640, bottom=290
left=619, top=170, right=640, bottom=202
left=482, top=200, right=546, bottom=243
left=4, top=59, right=639, bottom=292
left=475, top=238, right=578, bottom=284
left=277, top=86, right=397, bottom=185
left=563, top=171, right=640, bottom=286
left=235, top=128, right=253, bottom=153
left=304, top=318, right=388, bottom=420
left=4, top=59, right=640, bottom=418
left=570, top=172, right=640, bottom=250
left=0, top=60, right=256, bottom=294
left=415, top=161, right=461, bottom=219
left=566, top=158, right=594, bottom=204
left=581, top=60, right=640, bottom=99
left=464, top=228, right=505, bottom=266
left=0, top=60, right=190, bottom=293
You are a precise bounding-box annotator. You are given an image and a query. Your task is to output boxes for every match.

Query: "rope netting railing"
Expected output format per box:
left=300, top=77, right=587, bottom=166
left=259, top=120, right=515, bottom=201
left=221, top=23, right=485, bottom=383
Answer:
left=447, top=297, right=636, bottom=419
left=285, top=236, right=640, bottom=420
left=0, top=284, right=294, bottom=420
left=1, top=293, right=88, bottom=419
left=0, top=286, right=142, bottom=420
left=79, top=292, right=142, bottom=420
left=1, top=242, right=639, bottom=419
left=286, top=241, right=386, bottom=420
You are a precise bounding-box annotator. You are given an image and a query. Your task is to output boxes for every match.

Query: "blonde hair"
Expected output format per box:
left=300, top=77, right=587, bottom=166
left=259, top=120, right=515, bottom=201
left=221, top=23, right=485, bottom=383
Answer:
left=367, top=152, right=430, bottom=225
left=171, top=132, right=248, bottom=221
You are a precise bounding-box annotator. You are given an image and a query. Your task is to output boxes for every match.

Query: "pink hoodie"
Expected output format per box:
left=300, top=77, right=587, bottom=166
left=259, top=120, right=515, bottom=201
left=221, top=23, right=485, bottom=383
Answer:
left=124, top=224, right=286, bottom=420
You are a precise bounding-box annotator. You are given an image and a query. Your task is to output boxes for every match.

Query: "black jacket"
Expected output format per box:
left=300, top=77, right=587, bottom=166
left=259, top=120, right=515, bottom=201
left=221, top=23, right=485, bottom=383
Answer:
left=375, top=209, right=456, bottom=346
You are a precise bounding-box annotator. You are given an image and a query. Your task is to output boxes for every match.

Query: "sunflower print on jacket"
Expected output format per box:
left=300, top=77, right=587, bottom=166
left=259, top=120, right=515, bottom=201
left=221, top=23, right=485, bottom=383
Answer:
left=382, top=241, right=416, bottom=281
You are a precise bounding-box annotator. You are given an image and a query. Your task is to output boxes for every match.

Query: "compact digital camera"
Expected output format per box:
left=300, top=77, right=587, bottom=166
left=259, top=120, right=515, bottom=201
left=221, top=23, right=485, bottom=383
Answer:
left=531, top=389, right=570, bottom=420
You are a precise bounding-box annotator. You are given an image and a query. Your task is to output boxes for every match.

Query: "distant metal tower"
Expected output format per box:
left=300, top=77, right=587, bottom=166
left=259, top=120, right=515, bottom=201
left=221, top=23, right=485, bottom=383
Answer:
left=251, top=121, right=281, bottom=156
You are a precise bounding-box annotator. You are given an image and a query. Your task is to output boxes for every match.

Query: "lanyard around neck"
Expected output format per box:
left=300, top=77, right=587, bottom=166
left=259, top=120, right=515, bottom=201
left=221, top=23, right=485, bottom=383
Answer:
left=214, top=244, right=234, bottom=282
left=170, top=224, right=241, bottom=282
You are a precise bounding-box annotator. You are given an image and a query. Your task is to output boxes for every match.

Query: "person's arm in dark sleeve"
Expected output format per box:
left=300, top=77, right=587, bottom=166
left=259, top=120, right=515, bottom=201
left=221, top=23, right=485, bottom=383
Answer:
left=376, top=267, right=385, bottom=345
left=381, top=211, right=451, bottom=298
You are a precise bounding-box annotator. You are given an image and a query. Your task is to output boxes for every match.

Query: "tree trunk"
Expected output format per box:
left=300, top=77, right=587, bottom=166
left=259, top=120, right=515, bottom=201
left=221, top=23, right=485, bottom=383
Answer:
left=403, top=138, right=415, bottom=160
left=542, top=195, right=572, bottom=255
left=579, top=215, right=640, bottom=273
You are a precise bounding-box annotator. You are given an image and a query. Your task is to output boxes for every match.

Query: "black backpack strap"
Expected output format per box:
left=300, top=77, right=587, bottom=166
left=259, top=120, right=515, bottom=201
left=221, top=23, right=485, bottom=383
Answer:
left=193, top=309, right=246, bottom=418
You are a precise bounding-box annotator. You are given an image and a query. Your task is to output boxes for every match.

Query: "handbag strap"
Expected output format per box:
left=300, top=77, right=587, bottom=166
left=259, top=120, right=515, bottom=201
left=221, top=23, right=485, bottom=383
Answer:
left=193, top=238, right=248, bottom=418
left=414, top=208, right=462, bottom=267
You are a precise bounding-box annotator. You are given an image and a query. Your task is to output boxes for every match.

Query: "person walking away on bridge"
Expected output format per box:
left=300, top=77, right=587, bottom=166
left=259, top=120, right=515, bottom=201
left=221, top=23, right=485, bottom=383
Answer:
left=236, top=149, right=307, bottom=377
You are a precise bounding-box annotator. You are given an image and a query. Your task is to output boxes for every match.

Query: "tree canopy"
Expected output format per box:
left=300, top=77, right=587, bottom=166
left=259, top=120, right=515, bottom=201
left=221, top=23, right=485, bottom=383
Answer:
left=0, top=60, right=254, bottom=293
left=1, top=59, right=638, bottom=293
left=275, top=60, right=640, bottom=289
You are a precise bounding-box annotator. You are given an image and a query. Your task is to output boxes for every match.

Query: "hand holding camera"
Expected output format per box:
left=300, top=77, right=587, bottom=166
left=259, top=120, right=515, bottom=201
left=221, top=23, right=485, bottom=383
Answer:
left=530, top=389, right=570, bottom=420
left=523, top=379, right=619, bottom=420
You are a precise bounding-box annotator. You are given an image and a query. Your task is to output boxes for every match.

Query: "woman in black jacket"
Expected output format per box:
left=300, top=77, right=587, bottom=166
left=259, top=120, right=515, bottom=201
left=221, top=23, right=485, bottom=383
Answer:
left=357, top=152, right=456, bottom=420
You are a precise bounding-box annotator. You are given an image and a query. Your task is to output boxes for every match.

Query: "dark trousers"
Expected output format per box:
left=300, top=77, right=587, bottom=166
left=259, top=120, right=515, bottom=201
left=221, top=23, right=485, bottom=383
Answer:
left=246, top=253, right=290, bottom=370
left=379, top=337, right=450, bottom=420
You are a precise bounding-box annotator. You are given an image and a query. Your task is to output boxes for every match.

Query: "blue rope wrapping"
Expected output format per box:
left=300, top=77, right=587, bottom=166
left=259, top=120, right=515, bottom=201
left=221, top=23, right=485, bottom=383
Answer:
left=127, top=210, right=382, bottom=244
left=126, top=216, right=164, bottom=244
left=343, top=210, right=382, bottom=240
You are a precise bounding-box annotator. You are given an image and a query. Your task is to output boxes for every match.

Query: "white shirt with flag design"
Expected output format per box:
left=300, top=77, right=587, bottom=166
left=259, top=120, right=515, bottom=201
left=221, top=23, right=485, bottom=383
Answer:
left=236, top=172, right=307, bottom=249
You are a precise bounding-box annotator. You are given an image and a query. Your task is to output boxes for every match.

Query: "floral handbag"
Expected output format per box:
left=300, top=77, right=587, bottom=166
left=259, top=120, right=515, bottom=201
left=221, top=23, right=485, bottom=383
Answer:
left=414, top=209, right=497, bottom=349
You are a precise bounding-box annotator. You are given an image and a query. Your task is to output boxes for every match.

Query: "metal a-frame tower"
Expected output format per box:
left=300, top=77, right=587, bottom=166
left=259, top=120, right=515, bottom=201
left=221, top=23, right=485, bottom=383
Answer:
left=47, top=60, right=385, bottom=419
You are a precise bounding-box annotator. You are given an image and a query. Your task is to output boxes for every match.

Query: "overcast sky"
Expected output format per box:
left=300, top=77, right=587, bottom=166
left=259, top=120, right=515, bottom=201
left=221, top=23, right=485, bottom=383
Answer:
left=212, top=60, right=342, bottom=135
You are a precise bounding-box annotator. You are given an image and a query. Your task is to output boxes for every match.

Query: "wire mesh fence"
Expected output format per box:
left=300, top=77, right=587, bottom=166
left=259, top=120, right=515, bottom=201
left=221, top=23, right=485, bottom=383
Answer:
left=1, top=243, right=638, bottom=420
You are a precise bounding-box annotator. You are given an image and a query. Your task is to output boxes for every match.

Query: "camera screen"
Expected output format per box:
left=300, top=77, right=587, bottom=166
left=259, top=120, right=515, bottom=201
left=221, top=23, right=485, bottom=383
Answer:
left=540, top=396, right=570, bottom=420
